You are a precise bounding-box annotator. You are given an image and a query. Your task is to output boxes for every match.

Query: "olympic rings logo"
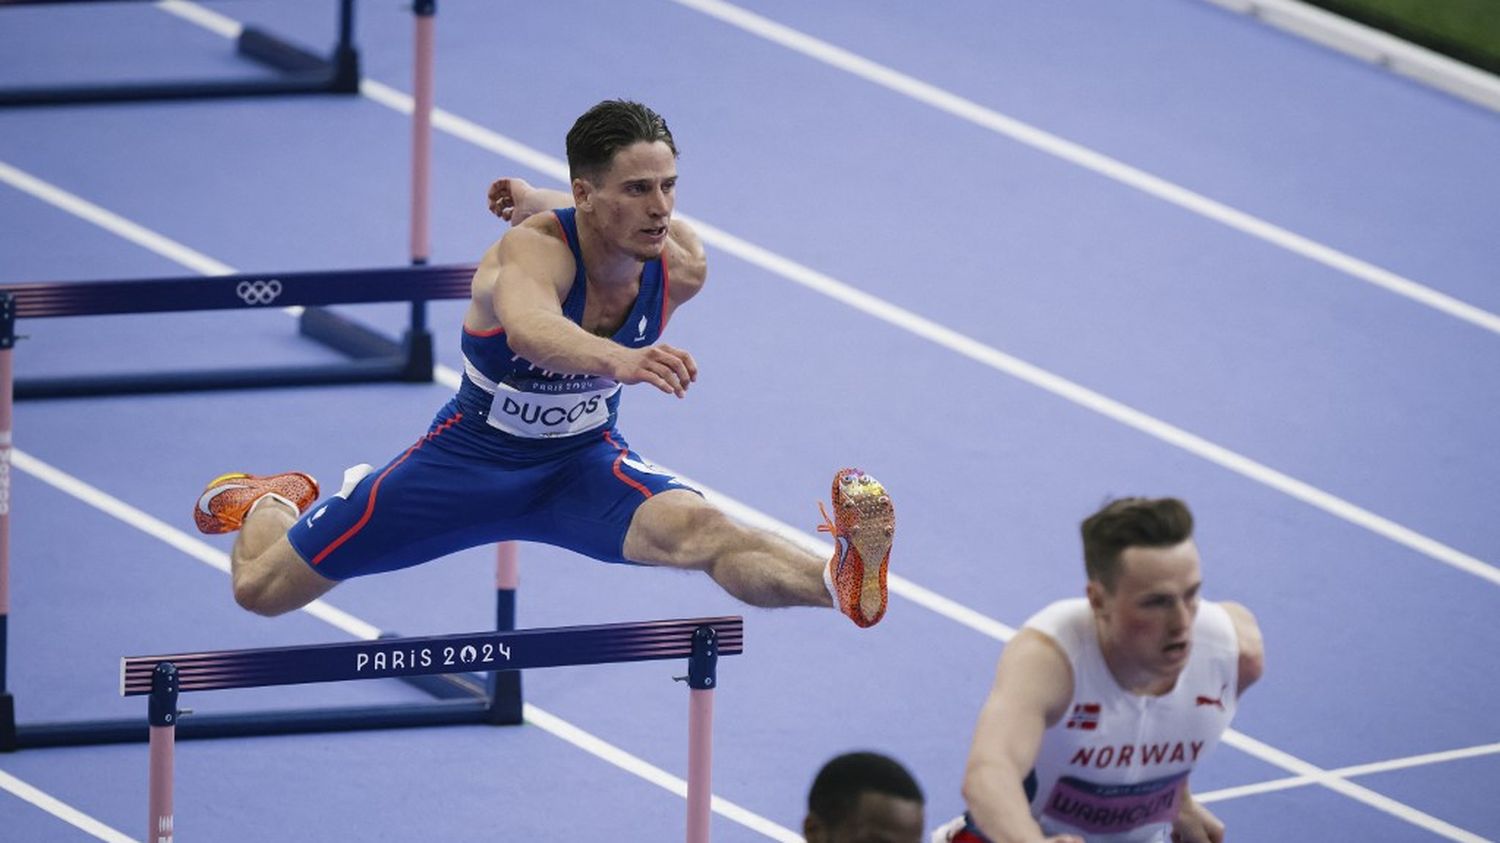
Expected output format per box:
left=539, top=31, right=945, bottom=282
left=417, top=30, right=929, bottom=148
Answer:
left=235, top=279, right=284, bottom=306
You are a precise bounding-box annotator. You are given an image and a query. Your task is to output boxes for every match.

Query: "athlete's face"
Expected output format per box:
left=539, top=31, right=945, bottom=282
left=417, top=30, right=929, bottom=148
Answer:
left=1089, top=539, right=1202, bottom=693
left=574, top=140, right=677, bottom=261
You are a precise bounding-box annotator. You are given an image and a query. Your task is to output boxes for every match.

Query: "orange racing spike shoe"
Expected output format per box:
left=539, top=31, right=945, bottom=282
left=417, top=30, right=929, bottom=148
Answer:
left=193, top=471, right=319, bottom=535
left=818, top=468, right=895, bottom=628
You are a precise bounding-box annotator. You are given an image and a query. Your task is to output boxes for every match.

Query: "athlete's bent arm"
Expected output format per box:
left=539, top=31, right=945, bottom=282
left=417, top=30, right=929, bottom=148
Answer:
left=962, top=630, right=1084, bottom=843
left=470, top=218, right=694, bottom=397
left=484, top=220, right=632, bottom=375
left=488, top=177, right=570, bottom=225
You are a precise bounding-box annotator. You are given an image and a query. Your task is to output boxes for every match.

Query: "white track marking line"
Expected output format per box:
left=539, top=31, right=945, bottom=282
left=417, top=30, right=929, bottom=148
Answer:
left=155, top=0, right=239, bottom=38
left=669, top=0, right=1500, bottom=338
left=0, top=768, right=136, bottom=843
left=0, top=160, right=232, bottom=278
left=10, top=449, right=800, bottom=841
left=1197, top=740, right=1500, bottom=803
left=1213, top=731, right=1490, bottom=842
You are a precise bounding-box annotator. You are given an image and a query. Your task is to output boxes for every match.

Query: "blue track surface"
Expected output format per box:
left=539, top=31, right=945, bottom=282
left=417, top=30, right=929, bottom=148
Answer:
left=2, top=1, right=1497, bottom=840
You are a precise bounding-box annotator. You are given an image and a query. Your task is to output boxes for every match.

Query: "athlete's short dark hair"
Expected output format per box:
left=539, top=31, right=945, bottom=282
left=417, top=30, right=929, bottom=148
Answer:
left=1080, top=497, right=1195, bottom=591
left=806, top=751, right=924, bottom=829
left=566, top=99, right=678, bottom=182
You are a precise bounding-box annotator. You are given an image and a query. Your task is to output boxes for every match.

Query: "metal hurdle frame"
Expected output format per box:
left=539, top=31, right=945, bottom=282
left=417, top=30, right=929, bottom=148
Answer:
left=0, top=0, right=528, bottom=752
left=0, top=275, right=538, bottom=751
left=294, top=0, right=437, bottom=385
left=127, top=617, right=741, bottom=843
left=1, top=265, right=469, bottom=399
left=0, top=0, right=361, bottom=108
left=10, top=0, right=443, bottom=400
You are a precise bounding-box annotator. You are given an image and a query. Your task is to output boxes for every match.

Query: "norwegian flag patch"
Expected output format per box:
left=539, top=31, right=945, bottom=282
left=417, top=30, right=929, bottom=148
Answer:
left=1066, top=702, right=1101, bottom=731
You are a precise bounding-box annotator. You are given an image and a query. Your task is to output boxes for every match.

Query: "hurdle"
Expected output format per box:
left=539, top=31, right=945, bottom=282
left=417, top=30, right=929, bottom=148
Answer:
left=0, top=275, right=538, bottom=752
left=125, top=616, right=742, bottom=843
left=0, top=0, right=360, bottom=108
left=0, top=265, right=470, bottom=399
left=5, top=0, right=448, bottom=399
left=0, top=0, right=533, bottom=750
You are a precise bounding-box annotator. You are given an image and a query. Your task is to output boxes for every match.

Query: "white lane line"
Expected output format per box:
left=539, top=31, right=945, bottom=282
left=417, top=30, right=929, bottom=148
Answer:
left=15, top=450, right=379, bottom=639
left=0, top=159, right=232, bottom=278
left=668, top=468, right=1023, bottom=642
left=0, top=159, right=311, bottom=320
left=11, top=449, right=801, bottom=842
left=0, top=768, right=136, bottom=843
left=155, top=0, right=239, bottom=38
left=1214, top=730, right=1490, bottom=842
left=669, top=0, right=1500, bottom=338
left=1197, top=740, right=1500, bottom=803
left=522, top=705, right=801, bottom=842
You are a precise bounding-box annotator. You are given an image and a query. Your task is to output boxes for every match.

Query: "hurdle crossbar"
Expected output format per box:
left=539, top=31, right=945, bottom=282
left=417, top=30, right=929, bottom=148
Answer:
left=0, top=0, right=361, bottom=108
left=132, top=617, right=740, bottom=843
left=0, top=264, right=474, bottom=398
left=122, top=617, right=744, bottom=695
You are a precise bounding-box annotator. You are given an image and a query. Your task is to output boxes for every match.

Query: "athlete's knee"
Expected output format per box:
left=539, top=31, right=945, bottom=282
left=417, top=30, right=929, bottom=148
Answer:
left=230, top=543, right=325, bottom=617
left=628, top=494, right=740, bottom=567
left=232, top=573, right=288, bottom=617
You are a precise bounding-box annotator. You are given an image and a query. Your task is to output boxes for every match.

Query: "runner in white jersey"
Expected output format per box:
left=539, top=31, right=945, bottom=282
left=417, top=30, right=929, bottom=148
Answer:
left=934, top=497, right=1264, bottom=843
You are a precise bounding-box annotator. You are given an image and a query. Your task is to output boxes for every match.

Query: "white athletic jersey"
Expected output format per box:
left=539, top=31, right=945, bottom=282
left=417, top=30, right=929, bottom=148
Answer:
left=1024, top=598, right=1239, bottom=842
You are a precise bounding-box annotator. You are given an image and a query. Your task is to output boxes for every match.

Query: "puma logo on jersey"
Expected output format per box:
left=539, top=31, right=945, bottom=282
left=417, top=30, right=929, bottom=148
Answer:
left=1196, top=684, right=1228, bottom=710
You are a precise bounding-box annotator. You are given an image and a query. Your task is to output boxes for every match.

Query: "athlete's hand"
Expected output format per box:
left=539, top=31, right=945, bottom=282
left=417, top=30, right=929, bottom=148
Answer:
left=488, top=177, right=537, bottom=226
left=1171, top=800, right=1225, bottom=843
left=615, top=344, right=697, bottom=398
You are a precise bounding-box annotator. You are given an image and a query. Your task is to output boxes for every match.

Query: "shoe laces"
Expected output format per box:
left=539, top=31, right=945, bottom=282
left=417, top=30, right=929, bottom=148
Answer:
left=817, top=501, right=841, bottom=538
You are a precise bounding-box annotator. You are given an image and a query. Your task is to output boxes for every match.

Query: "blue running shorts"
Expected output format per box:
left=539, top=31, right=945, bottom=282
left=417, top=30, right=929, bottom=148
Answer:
left=287, top=419, right=696, bottom=580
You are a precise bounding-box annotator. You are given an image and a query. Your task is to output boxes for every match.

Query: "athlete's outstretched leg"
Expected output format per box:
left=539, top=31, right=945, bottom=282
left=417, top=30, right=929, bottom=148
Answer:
left=194, top=471, right=337, bottom=616
left=623, top=468, right=894, bottom=627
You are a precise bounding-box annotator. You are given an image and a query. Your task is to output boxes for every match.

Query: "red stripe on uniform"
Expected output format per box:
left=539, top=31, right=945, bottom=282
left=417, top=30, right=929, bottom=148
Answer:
left=659, top=250, right=671, bottom=332
left=310, top=413, right=463, bottom=566
left=463, top=323, right=504, bottom=337
left=551, top=210, right=569, bottom=248
left=603, top=430, right=653, bottom=499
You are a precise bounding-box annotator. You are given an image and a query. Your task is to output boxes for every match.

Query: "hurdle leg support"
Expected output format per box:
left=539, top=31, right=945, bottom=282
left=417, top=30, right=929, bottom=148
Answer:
left=0, top=295, right=14, bottom=753
left=148, top=664, right=180, bottom=843
left=685, top=626, right=719, bottom=843
left=486, top=543, right=524, bottom=724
